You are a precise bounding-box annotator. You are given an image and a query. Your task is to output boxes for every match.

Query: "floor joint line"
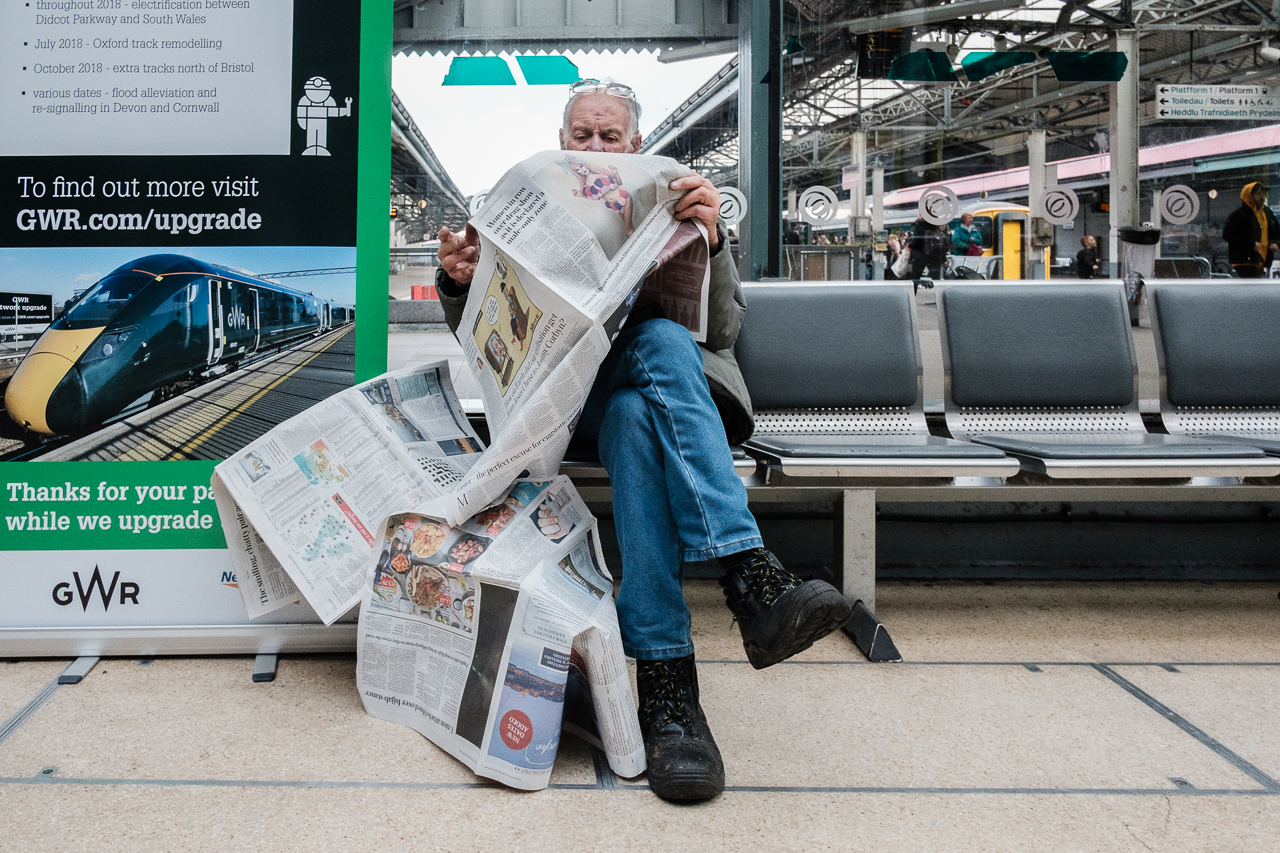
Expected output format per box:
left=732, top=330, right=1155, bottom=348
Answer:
left=1092, top=663, right=1280, bottom=792
left=0, top=678, right=62, bottom=748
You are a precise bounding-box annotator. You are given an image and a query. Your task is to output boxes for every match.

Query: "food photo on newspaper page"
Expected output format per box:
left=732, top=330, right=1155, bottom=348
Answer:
left=211, top=149, right=712, bottom=790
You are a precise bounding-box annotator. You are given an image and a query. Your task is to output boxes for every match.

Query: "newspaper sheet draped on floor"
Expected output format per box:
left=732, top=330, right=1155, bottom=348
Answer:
left=212, top=151, right=712, bottom=789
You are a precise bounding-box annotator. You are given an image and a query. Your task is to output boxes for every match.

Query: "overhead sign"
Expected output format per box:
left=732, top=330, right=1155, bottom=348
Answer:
left=842, top=164, right=861, bottom=191
left=1155, top=85, right=1280, bottom=121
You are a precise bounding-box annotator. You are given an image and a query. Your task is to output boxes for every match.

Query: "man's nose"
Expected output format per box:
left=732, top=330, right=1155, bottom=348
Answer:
left=586, top=135, right=604, bottom=152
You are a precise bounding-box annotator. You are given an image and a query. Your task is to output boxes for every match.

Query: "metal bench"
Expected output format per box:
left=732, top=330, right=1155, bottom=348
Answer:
left=936, top=280, right=1280, bottom=480
left=738, top=282, right=1017, bottom=482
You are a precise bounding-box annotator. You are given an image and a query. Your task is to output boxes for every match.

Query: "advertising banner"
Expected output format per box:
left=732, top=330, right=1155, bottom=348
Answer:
left=0, top=0, right=391, bottom=654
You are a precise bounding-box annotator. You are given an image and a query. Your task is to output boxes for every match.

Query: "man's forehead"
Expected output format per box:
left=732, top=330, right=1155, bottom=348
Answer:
left=567, top=93, right=630, bottom=127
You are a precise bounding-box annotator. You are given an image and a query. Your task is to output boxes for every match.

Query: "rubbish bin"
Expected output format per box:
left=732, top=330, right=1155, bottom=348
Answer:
left=1117, top=225, right=1160, bottom=327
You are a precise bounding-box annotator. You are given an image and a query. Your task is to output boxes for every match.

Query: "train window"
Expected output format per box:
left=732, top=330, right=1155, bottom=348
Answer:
left=58, top=272, right=146, bottom=329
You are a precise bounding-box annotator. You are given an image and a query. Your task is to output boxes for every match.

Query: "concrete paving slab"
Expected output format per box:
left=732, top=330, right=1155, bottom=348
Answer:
left=700, top=662, right=1260, bottom=791
left=0, top=657, right=595, bottom=787
left=874, top=580, right=1280, bottom=663
left=1115, top=664, right=1280, bottom=784
left=0, top=661, right=68, bottom=724
left=1, top=785, right=1277, bottom=853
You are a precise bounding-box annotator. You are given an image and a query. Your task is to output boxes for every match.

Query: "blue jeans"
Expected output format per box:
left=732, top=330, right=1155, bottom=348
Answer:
left=576, top=319, right=763, bottom=661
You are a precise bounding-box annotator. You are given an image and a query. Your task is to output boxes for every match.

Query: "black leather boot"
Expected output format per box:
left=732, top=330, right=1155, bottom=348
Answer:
left=636, top=654, right=724, bottom=801
left=720, top=549, right=853, bottom=670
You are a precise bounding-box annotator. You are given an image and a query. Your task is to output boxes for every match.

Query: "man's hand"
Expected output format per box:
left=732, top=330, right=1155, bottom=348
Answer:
left=437, top=224, right=480, bottom=286
left=670, top=174, right=721, bottom=252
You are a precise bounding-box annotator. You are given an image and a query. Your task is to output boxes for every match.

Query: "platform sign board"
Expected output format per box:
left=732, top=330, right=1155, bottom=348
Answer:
left=1154, top=85, right=1280, bottom=121
left=0, top=292, right=53, bottom=325
left=0, top=2, right=390, bottom=654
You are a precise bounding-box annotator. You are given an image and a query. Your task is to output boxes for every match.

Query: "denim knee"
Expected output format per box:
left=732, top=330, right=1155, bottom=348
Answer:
left=627, top=319, right=701, bottom=363
left=597, top=388, right=653, bottom=465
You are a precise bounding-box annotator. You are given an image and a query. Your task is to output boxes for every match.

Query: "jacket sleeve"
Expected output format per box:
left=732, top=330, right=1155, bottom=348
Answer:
left=435, top=266, right=469, bottom=337
left=702, top=240, right=746, bottom=353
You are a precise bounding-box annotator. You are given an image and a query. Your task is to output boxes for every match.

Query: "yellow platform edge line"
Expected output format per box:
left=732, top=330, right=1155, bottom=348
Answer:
left=167, top=330, right=351, bottom=461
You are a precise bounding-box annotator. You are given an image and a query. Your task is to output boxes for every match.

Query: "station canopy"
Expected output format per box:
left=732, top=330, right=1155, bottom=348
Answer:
left=391, top=0, right=1280, bottom=204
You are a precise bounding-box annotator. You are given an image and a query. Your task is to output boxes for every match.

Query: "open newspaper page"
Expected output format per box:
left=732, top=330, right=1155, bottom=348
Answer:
left=213, top=361, right=484, bottom=624
left=418, top=151, right=713, bottom=526
left=357, top=476, right=644, bottom=789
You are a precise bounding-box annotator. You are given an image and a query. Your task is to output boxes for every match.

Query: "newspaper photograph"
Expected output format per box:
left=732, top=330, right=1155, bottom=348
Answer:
left=356, top=476, right=645, bottom=790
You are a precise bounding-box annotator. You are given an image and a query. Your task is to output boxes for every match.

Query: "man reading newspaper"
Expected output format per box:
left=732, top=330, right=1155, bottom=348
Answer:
left=436, top=79, right=852, bottom=802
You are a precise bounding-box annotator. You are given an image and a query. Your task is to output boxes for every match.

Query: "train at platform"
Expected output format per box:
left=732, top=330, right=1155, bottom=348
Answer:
left=5, top=254, right=354, bottom=436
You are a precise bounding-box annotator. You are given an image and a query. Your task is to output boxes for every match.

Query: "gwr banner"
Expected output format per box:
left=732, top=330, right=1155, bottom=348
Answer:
left=0, top=0, right=390, bottom=649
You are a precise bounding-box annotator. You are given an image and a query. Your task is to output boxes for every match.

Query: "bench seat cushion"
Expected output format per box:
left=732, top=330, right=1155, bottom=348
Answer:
left=748, top=434, right=1008, bottom=459
left=970, top=433, right=1267, bottom=459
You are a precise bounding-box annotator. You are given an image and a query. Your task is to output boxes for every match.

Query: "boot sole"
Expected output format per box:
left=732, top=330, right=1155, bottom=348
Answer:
left=742, top=581, right=853, bottom=670
left=649, top=769, right=725, bottom=801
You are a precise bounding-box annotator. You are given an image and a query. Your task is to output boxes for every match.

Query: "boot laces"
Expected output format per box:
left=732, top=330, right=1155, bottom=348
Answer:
left=738, top=552, right=800, bottom=610
left=639, top=659, right=691, bottom=730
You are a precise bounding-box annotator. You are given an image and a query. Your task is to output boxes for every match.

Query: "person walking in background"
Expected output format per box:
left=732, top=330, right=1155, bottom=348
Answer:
left=1076, top=235, right=1100, bottom=279
left=885, top=232, right=901, bottom=280
left=909, top=217, right=945, bottom=280
left=1224, top=182, right=1280, bottom=278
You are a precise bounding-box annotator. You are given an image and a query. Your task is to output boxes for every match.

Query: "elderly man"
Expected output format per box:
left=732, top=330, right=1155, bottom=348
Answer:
left=436, top=80, right=851, bottom=802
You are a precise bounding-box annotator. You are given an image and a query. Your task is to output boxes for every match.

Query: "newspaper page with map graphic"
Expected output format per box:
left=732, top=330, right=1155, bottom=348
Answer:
left=212, top=360, right=485, bottom=623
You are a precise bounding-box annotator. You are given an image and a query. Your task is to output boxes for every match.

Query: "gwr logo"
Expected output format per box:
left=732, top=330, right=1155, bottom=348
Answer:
left=52, top=566, right=140, bottom=611
left=227, top=304, right=248, bottom=329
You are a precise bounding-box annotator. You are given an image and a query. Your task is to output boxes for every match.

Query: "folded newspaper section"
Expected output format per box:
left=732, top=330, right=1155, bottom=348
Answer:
left=428, top=150, right=711, bottom=526
left=213, top=361, right=485, bottom=624
left=211, top=151, right=714, bottom=789
left=356, top=477, right=644, bottom=789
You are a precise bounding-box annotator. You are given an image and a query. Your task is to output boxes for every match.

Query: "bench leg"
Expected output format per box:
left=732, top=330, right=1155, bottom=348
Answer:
left=836, top=489, right=901, bottom=662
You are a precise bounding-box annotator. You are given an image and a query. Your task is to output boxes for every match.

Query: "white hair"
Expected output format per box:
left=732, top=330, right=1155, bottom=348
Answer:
left=561, top=79, right=641, bottom=141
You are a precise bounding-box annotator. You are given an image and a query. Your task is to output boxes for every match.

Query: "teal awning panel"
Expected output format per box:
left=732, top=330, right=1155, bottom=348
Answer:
left=960, top=51, right=1036, bottom=83
left=1047, top=51, right=1129, bottom=82
left=515, top=55, right=580, bottom=85
left=442, top=56, right=516, bottom=86
left=888, top=51, right=959, bottom=83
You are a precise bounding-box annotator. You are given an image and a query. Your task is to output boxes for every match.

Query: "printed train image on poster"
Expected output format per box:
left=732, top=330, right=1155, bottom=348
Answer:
left=0, top=248, right=355, bottom=462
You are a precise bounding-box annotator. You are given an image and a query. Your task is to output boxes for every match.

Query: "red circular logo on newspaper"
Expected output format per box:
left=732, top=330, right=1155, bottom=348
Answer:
left=500, top=710, right=533, bottom=751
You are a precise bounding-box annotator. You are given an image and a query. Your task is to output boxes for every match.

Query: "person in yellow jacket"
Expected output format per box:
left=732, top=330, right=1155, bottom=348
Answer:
left=1224, top=182, right=1280, bottom=278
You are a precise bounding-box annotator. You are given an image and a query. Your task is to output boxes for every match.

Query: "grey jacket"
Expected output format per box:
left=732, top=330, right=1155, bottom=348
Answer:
left=437, top=241, right=756, bottom=445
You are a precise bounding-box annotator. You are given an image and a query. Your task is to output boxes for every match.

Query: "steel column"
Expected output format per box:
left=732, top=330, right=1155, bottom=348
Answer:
left=1028, top=128, right=1047, bottom=279
left=1109, top=30, right=1141, bottom=278
left=737, top=0, right=783, bottom=281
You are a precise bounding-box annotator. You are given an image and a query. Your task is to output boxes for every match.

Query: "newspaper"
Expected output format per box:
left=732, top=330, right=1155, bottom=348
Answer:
left=212, top=361, right=486, bottom=624
left=211, top=151, right=711, bottom=787
left=357, top=478, right=644, bottom=789
left=435, top=150, right=711, bottom=524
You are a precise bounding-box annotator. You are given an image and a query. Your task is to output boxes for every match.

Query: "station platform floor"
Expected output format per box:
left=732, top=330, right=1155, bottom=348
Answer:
left=1, top=579, right=1278, bottom=851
